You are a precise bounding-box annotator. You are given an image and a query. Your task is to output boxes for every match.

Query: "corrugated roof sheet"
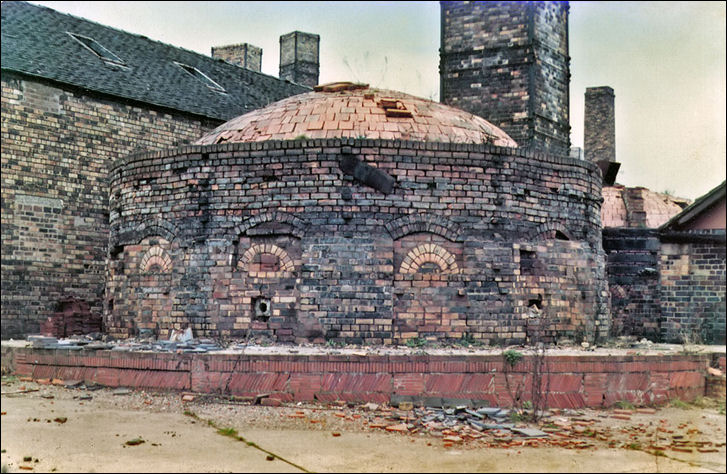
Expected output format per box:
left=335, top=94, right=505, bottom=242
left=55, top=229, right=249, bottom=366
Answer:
left=1, top=1, right=309, bottom=121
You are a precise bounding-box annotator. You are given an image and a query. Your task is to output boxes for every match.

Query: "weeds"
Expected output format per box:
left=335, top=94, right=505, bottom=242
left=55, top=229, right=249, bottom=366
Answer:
left=456, top=332, right=482, bottom=347
left=509, top=411, right=526, bottom=423
left=502, top=349, right=523, bottom=367
left=202, top=417, right=310, bottom=472
left=613, top=400, right=635, bottom=410
left=501, top=313, right=552, bottom=423
left=405, top=337, right=427, bottom=348
left=669, top=398, right=690, bottom=410
left=216, top=427, right=239, bottom=438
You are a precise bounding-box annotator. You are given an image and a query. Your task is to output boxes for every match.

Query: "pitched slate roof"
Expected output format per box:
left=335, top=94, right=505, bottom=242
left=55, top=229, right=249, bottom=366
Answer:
left=1, top=1, right=309, bottom=121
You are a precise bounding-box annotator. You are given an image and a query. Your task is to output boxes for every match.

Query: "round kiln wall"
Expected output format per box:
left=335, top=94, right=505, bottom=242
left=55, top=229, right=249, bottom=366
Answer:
left=107, top=139, right=609, bottom=345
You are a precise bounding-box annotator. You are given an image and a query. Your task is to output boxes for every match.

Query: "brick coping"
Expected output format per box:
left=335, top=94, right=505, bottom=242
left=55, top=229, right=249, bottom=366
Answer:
left=111, top=138, right=602, bottom=175
left=3, top=340, right=725, bottom=358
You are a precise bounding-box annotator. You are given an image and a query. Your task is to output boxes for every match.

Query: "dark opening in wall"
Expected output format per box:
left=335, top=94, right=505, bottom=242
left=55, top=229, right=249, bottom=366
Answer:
left=528, top=294, right=543, bottom=309
left=110, top=244, right=124, bottom=260
left=555, top=230, right=570, bottom=241
left=520, top=249, right=537, bottom=275
left=253, top=297, right=271, bottom=322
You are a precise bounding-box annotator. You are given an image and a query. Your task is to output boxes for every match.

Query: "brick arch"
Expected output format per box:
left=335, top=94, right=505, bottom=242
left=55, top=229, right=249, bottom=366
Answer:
left=232, top=211, right=308, bottom=240
left=239, top=243, right=295, bottom=276
left=386, top=213, right=463, bottom=242
left=529, top=222, right=573, bottom=241
left=399, top=243, right=459, bottom=274
left=133, top=218, right=178, bottom=244
left=140, top=243, right=172, bottom=274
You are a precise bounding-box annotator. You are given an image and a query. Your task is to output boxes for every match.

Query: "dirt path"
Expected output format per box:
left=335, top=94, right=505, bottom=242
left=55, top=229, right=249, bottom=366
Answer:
left=1, top=378, right=725, bottom=473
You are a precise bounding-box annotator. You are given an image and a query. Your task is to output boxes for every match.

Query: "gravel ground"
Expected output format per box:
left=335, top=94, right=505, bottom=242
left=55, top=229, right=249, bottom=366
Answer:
left=2, top=375, right=725, bottom=473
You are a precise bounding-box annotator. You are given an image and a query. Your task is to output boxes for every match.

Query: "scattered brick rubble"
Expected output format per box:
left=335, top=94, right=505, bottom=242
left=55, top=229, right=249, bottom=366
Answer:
left=21, top=333, right=696, bottom=355
left=307, top=400, right=727, bottom=454
left=2, top=375, right=725, bottom=458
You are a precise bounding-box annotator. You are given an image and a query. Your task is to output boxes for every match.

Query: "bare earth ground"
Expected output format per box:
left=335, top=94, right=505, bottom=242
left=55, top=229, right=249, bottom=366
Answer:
left=1, top=376, right=725, bottom=473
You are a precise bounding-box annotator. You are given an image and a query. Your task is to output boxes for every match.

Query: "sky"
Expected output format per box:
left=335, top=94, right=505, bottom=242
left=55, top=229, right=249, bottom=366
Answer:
left=28, top=1, right=727, bottom=201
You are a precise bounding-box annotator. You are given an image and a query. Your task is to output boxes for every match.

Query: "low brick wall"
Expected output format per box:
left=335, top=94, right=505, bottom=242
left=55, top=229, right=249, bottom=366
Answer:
left=4, top=347, right=717, bottom=409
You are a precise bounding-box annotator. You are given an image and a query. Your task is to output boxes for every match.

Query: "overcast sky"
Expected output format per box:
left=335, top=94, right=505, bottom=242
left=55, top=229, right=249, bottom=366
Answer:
left=29, top=1, right=726, bottom=200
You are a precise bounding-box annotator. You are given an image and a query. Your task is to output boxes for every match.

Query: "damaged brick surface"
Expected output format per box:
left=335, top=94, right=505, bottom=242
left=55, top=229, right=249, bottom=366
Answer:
left=107, top=138, right=608, bottom=345
left=4, top=346, right=715, bottom=409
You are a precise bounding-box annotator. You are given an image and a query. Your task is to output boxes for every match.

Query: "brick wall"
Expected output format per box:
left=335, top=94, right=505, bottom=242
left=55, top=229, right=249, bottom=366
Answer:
left=603, top=229, right=662, bottom=341
left=107, top=139, right=608, bottom=345
left=603, top=229, right=725, bottom=344
left=1, top=73, right=220, bottom=339
left=6, top=346, right=712, bottom=408
left=440, top=1, right=570, bottom=155
left=660, top=232, right=726, bottom=344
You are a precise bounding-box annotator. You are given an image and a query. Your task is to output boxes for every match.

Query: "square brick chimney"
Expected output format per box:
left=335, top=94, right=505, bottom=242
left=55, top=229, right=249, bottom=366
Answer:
left=585, top=86, right=620, bottom=184
left=212, top=43, right=262, bottom=72
left=279, top=31, right=319, bottom=87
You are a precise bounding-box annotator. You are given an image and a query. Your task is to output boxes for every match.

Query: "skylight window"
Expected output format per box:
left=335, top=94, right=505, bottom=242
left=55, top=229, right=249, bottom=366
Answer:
left=67, top=32, right=126, bottom=66
left=174, top=62, right=227, bottom=94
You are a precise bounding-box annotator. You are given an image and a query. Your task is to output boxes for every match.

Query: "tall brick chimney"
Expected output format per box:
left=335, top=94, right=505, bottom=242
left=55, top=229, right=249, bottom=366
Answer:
left=584, top=86, right=620, bottom=184
left=439, top=1, right=571, bottom=156
left=279, top=31, right=319, bottom=87
left=211, top=43, right=262, bottom=72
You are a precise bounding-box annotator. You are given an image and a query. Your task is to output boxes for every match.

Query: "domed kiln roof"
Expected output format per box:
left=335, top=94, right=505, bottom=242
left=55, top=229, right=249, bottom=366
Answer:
left=195, top=82, right=517, bottom=147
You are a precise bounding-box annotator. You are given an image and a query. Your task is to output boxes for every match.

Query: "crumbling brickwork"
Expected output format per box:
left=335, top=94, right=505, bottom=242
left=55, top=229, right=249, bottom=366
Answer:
left=603, top=229, right=662, bottom=341
left=1, top=73, right=219, bottom=338
left=107, top=138, right=609, bottom=345
left=660, top=232, right=726, bottom=344
left=439, top=1, right=570, bottom=155
left=604, top=229, right=726, bottom=344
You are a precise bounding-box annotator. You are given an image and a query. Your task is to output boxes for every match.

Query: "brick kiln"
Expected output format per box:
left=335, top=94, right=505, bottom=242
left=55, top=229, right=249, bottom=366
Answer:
left=107, top=82, right=610, bottom=345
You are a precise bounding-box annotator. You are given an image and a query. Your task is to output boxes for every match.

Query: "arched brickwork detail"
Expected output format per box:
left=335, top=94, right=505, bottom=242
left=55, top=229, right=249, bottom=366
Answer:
left=233, top=211, right=308, bottom=239
left=140, top=244, right=173, bottom=274
left=399, top=243, right=459, bottom=274
left=133, top=218, right=178, bottom=244
left=239, top=243, right=295, bottom=277
left=529, top=222, right=573, bottom=242
left=386, top=214, right=463, bottom=242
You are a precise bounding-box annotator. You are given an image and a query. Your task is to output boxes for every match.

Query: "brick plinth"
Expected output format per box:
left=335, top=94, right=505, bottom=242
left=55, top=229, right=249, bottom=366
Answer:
left=3, top=346, right=715, bottom=409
